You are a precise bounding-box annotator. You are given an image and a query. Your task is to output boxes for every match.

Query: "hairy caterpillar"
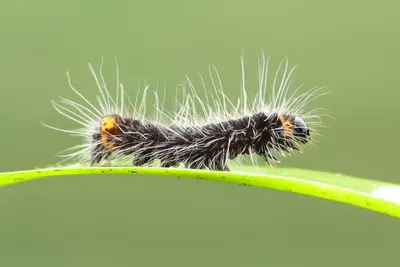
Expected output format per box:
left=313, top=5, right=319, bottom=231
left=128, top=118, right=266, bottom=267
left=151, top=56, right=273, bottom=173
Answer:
left=44, top=52, right=326, bottom=171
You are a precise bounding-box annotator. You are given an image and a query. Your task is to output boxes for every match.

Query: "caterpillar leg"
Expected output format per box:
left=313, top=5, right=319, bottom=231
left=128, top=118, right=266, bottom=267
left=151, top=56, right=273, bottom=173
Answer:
left=91, top=150, right=112, bottom=167
left=159, top=159, right=180, bottom=168
left=184, top=162, right=207, bottom=170
left=212, top=160, right=230, bottom=172
left=185, top=158, right=230, bottom=171
left=132, top=156, right=154, bottom=166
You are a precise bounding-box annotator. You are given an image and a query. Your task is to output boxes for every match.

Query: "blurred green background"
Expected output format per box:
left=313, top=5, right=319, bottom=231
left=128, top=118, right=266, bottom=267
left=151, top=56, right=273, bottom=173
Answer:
left=1, top=0, right=399, bottom=266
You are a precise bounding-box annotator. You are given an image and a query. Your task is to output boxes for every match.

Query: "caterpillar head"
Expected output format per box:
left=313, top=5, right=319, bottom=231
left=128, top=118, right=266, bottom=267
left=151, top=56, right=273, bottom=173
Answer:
left=279, top=114, right=310, bottom=145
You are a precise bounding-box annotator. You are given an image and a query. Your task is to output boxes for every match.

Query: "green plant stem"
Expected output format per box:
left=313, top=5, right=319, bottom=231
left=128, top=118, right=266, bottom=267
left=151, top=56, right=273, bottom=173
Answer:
left=1, top=166, right=400, bottom=219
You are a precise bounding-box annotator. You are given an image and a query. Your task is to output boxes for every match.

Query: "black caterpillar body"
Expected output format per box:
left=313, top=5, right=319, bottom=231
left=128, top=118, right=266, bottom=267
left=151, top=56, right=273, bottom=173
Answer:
left=46, top=52, right=324, bottom=171
left=93, top=111, right=310, bottom=171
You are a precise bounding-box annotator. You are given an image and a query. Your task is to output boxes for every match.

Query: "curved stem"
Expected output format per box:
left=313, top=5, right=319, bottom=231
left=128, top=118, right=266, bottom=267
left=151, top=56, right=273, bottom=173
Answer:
left=1, top=166, right=400, bottom=219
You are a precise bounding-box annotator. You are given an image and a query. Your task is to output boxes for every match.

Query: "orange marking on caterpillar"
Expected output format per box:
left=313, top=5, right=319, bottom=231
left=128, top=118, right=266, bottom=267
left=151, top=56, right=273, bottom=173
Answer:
left=279, top=115, right=294, bottom=137
left=100, top=115, right=121, bottom=149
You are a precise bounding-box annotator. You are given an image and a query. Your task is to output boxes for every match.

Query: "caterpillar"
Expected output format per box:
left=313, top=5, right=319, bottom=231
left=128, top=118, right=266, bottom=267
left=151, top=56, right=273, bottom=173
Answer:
left=44, top=52, right=327, bottom=171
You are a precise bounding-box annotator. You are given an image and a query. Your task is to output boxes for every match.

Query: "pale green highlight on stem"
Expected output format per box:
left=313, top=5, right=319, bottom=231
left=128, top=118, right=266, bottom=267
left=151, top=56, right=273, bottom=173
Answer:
left=1, top=166, right=400, bottom=219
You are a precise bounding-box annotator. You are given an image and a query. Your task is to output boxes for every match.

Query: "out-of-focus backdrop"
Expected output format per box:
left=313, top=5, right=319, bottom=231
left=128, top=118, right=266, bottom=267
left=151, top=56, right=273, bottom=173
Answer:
left=0, top=0, right=399, bottom=266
